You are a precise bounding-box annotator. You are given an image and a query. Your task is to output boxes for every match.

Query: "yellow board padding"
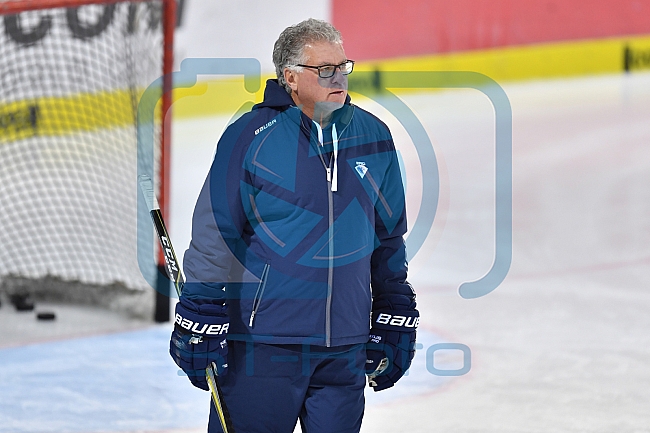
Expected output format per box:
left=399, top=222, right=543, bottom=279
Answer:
left=169, top=78, right=265, bottom=122
left=2, top=34, right=650, bottom=139
left=356, top=34, right=650, bottom=80
left=0, top=89, right=160, bottom=142
left=171, top=34, right=650, bottom=118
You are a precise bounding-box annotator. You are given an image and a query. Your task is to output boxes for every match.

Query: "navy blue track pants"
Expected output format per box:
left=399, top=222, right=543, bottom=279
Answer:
left=209, top=341, right=366, bottom=433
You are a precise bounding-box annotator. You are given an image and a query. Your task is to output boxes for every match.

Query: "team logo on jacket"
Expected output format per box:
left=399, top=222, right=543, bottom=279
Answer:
left=355, top=161, right=368, bottom=178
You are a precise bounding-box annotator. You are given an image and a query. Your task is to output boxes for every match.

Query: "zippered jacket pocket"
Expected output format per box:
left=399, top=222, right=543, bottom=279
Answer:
left=249, top=262, right=270, bottom=328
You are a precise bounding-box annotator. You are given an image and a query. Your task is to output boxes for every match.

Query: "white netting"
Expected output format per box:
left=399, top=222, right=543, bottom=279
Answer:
left=0, top=1, right=165, bottom=316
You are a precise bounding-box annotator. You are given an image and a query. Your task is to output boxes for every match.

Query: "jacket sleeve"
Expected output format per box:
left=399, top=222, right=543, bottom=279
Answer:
left=181, top=119, right=252, bottom=305
left=370, top=139, right=416, bottom=305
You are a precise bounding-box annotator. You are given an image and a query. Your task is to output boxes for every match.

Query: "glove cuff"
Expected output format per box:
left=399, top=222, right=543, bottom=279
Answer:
left=371, top=309, right=419, bottom=332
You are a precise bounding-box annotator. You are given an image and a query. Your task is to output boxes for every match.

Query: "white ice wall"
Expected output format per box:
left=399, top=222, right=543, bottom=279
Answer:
left=174, top=0, right=331, bottom=73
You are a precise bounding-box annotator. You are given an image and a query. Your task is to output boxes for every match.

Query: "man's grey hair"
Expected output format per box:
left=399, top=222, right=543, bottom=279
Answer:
left=273, top=18, right=343, bottom=93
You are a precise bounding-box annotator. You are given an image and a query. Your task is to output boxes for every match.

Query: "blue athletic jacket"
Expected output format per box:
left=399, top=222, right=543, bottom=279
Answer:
left=182, top=79, right=414, bottom=347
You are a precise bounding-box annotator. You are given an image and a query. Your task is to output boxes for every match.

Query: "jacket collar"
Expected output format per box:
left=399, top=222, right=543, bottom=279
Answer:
left=254, top=79, right=354, bottom=133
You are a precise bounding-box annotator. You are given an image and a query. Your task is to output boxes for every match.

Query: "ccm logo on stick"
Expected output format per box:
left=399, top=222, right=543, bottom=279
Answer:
left=161, top=236, right=179, bottom=272
left=175, top=314, right=229, bottom=335
left=375, top=313, right=419, bottom=328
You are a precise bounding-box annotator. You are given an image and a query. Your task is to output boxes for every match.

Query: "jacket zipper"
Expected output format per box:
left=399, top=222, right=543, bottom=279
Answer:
left=326, top=178, right=333, bottom=347
left=314, top=123, right=335, bottom=347
left=249, top=262, right=270, bottom=327
left=304, top=112, right=354, bottom=347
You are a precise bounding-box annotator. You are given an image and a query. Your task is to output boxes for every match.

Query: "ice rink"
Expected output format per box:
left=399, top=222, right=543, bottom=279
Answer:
left=1, top=71, right=649, bottom=432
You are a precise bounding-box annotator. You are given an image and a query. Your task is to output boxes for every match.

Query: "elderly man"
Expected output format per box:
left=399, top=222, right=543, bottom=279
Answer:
left=170, top=18, right=419, bottom=433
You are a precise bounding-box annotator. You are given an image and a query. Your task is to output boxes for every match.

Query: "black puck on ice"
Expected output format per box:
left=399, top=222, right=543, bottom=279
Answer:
left=36, top=311, right=56, bottom=321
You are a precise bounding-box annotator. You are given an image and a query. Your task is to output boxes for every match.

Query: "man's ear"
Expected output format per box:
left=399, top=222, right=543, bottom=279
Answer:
left=284, top=68, right=298, bottom=92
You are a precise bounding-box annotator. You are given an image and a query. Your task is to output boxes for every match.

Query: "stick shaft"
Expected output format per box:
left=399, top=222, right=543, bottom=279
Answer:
left=139, top=175, right=235, bottom=433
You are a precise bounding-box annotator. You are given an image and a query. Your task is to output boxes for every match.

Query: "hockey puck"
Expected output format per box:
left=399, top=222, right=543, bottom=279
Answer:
left=36, top=311, right=56, bottom=321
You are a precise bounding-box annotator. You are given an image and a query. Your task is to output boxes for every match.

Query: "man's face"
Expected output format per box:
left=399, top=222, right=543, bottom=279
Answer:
left=285, top=41, right=349, bottom=122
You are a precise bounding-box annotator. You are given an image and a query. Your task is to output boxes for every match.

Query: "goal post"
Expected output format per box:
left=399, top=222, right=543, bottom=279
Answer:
left=0, top=0, right=176, bottom=320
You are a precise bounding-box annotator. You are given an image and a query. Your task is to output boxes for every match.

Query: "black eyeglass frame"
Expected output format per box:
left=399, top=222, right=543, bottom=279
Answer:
left=295, top=60, right=355, bottom=78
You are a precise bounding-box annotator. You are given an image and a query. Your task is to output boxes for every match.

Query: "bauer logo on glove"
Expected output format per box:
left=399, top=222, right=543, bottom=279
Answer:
left=375, top=313, right=419, bottom=328
left=174, top=312, right=230, bottom=335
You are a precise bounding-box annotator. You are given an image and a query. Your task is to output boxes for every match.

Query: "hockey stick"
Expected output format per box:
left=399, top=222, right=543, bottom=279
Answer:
left=139, top=175, right=235, bottom=433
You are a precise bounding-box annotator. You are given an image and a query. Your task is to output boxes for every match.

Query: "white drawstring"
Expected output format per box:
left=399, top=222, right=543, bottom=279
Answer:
left=313, top=121, right=339, bottom=192
left=315, top=121, right=324, bottom=148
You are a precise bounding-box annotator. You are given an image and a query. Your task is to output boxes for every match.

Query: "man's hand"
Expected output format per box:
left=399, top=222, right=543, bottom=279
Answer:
left=169, top=297, right=229, bottom=391
left=366, top=295, right=419, bottom=391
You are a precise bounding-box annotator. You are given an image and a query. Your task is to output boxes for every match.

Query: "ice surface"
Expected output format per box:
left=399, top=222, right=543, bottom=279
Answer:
left=2, top=71, right=649, bottom=432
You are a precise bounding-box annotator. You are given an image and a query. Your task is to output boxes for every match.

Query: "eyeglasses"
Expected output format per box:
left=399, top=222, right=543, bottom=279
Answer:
left=295, top=60, right=355, bottom=78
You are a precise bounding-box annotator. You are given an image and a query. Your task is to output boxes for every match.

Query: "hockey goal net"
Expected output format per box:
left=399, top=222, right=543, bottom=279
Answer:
left=0, top=0, right=174, bottom=319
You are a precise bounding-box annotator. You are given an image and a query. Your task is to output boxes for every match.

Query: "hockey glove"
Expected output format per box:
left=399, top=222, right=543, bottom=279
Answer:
left=170, top=297, right=229, bottom=391
left=366, top=295, right=419, bottom=391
